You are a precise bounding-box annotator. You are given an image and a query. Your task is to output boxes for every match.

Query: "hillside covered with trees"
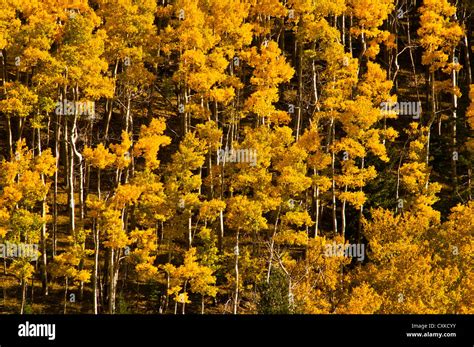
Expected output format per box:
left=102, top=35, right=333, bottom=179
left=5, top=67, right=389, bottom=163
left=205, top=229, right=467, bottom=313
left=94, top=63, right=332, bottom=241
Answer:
left=0, top=0, right=473, bottom=314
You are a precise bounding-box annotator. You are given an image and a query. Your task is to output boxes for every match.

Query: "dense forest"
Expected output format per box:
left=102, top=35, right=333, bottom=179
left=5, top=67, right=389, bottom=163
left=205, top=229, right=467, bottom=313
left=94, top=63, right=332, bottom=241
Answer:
left=0, top=0, right=473, bottom=314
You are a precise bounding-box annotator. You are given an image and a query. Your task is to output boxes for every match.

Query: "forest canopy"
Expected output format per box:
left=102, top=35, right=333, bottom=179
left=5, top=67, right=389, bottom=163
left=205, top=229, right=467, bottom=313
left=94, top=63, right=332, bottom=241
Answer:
left=0, top=0, right=473, bottom=314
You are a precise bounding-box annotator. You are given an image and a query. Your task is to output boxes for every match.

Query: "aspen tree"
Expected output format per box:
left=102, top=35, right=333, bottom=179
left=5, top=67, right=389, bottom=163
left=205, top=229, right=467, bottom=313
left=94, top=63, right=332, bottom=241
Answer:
left=418, top=0, right=463, bottom=186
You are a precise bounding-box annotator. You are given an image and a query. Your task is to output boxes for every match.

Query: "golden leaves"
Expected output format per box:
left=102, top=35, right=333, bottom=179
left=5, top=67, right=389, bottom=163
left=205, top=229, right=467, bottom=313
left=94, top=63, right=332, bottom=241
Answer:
left=129, top=228, right=159, bottom=281
left=134, top=118, right=171, bottom=170
left=0, top=140, right=53, bottom=212
left=83, top=143, right=115, bottom=170
left=50, top=236, right=92, bottom=284
left=0, top=82, right=38, bottom=117
left=227, top=195, right=268, bottom=232
left=199, top=199, right=226, bottom=222
left=418, top=0, right=464, bottom=72
left=339, top=283, right=382, bottom=314
left=243, top=41, right=294, bottom=123
left=163, top=247, right=218, bottom=306
left=109, top=131, right=132, bottom=170
left=101, top=208, right=129, bottom=250
left=10, top=259, right=35, bottom=282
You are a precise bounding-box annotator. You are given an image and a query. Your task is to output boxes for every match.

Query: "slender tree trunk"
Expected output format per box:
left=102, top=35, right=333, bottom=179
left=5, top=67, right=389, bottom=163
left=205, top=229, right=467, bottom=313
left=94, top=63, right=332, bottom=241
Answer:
left=266, top=206, right=281, bottom=283
left=349, top=15, right=353, bottom=54
left=93, top=220, right=99, bottom=314
left=357, top=157, right=366, bottom=242
left=38, top=128, right=49, bottom=296
left=427, top=71, right=436, bottom=171
left=113, top=252, right=120, bottom=313
left=108, top=248, right=115, bottom=314
left=209, top=153, right=213, bottom=197
left=312, top=56, right=320, bottom=112
left=464, top=34, right=473, bottom=85
left=314, top=182, right=320, bottom=237
left=183, top=88, right=188, bottom=134
left=68, top=116, right=76, bottom=234
left=181, top=281, right=187, bottom=315
left=341, top=13, right=345, bottom=47
left=331, top=118, right=338, bottom=234
left=233, top=228, right=240, bottom=315
left=452, top=51, right=458, bottom=193
left=6, top=116, right=13, bottom=157
left=125, top=95, right=131, bottom=133
left=164, top=271, right=170, bottom=313
left=218, top=209, right=224, bottom=253
left=71, top=99, right=84, bottom=221
left=53, top=114, right=60, bottom=256
left=341, top=186, right=347, bottom=239
left=105, top=60, right=119, bottom=140
left=188, top=215, right=192, bottom=248
left=108, top=248, right=121, bottom=314
left=97, top=168, right=101, bottom=199
left=296, top=40, right=303, bottom=140
left=20, top=280, right=27, bottom=314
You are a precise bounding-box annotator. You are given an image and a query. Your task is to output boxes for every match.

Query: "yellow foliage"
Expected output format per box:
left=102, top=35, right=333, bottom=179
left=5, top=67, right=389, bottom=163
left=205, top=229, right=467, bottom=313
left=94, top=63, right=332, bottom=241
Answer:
left=339, top=283, right=382, bottom=314
left=418, top=0, right=464, bottom=72
left=83, top=143, right=115, bottom=170
left=10, top=259, right=35, bottom=282
left=109, top=131, right=132, bottom=170
left=101, top=208, right=130, bottom=250
left=134, top=118, right=171, bottom=170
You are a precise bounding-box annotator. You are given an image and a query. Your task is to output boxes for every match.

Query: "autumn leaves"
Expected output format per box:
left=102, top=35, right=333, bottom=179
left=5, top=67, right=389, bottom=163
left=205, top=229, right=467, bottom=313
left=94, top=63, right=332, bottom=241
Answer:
left=0, top=0, right=473, bottom=315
